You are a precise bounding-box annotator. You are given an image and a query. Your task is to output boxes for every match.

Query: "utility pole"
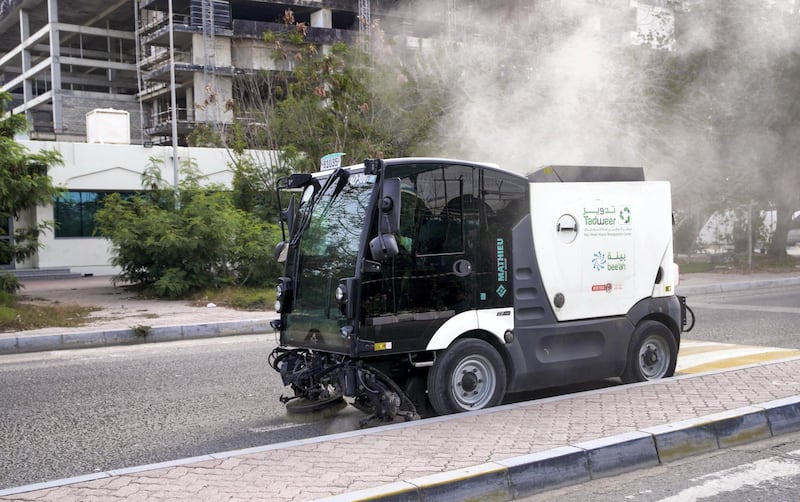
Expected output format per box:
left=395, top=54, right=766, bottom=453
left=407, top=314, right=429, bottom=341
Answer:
left=168, top=0, right=179, bottom=199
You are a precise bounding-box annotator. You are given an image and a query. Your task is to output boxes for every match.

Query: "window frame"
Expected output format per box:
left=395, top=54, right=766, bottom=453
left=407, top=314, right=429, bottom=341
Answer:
left=53, top=190, right=137, bottom=238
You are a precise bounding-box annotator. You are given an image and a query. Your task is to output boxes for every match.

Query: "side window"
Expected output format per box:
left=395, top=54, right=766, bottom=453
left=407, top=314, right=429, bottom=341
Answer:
left=416, top=177, right=464, bottom=256
left=479, top=170, right=529, bottom=308
left=413, top=166, right=478, bottom=257
left=1, top=217, right=11, bottom=266
left=361, top=164, right=476, bottom=318
left=482, top=172, right=528, bottom=226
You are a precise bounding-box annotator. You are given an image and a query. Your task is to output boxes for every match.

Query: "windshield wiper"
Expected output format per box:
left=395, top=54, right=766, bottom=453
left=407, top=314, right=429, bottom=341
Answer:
left=289, top=167, right=348, bottom=247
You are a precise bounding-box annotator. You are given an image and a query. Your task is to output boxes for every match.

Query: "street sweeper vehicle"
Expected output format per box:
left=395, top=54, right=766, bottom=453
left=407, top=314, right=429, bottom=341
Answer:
left=268, top=156, right=692, bottom=424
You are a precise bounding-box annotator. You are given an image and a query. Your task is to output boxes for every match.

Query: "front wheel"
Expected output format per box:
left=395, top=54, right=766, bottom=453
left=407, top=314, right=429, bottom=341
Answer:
left=427, top=338, right=507, bottom=415
left=621, top=320, right=678, bottom=384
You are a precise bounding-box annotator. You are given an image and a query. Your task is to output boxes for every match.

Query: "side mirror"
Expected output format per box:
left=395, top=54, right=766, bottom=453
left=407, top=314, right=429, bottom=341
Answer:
left=274, top=241, right=288, bottom=262
left=280, top=196, right=296, bottom=237
left=369, top=234, right=399, bottom=261
left=379, top=178, right=401, bottom=234
left=282, top=173, right=314, bottom=189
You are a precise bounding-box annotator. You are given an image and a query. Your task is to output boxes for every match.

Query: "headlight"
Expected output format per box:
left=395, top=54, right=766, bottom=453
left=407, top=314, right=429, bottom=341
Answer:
left=275, top=277, right=293, bottom=313
left=335, top=284, right=347, bottom=303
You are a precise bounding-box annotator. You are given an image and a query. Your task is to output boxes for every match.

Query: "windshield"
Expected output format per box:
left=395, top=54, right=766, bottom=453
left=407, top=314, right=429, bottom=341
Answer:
left=283, top=171, right=374, bottom=352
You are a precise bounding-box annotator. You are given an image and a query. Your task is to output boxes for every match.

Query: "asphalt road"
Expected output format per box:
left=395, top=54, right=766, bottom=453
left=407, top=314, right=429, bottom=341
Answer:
left=2, top=284, right=799, bottom=491
left=520, top=428, right=800, bottom=502
left=686, top=285, right=800, bottom=348
left=0, top=335, right=366, bottom=490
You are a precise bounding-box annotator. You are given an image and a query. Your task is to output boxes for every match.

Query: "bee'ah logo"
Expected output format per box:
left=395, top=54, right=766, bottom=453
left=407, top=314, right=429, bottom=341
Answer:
left=592, top=251, right=607, bottom=271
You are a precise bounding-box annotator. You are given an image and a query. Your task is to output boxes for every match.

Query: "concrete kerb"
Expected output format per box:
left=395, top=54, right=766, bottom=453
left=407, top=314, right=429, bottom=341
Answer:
left=318, top=395, right=800, bottom=502
left=677, top=274, right=800, bottom=296
left=2, top=376, right=800, bottom=500
left=0, top=319, right=271, bottom=355
left=2, top=273, right=795, bottom=356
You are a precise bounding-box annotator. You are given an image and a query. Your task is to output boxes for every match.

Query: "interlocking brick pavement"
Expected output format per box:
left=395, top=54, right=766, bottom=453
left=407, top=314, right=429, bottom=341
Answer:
left=3, top=357, right=800, bottom=501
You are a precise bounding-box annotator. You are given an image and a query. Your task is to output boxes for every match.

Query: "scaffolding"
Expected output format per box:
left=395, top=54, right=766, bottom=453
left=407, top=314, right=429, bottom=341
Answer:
left=358, top=0, right=370, bottom=51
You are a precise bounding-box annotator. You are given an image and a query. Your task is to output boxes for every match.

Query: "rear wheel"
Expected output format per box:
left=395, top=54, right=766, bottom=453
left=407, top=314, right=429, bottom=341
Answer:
left=427, top=338, right=507, bottom=415
left=621, top=320, right=678, bottom=383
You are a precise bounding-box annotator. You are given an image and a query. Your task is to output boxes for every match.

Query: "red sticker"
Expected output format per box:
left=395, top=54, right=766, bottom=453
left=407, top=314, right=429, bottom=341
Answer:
left=591, top=283, right=613, bottom=293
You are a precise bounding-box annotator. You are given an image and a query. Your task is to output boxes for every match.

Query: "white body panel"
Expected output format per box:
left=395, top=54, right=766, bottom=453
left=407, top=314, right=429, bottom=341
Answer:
left=426, top=308, right=515, bottom=351
left=530, top=181, right=675, bottom=321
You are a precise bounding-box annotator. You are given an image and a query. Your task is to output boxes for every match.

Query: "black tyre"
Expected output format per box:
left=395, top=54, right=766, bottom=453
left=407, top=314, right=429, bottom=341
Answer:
left=427, top=338, right=507, bottom=415
left=621, top=320, right=678, bottom=384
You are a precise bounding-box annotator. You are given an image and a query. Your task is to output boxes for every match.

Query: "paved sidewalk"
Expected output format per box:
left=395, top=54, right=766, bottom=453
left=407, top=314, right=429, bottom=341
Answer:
left=1, top=276, right=274, bottom=354
left=1, top=271, right=800, bottom=501
left=2, top=357, right=800, bottom=501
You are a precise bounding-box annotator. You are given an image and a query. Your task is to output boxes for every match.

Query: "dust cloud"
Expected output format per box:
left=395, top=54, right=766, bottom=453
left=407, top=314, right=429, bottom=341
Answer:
left=376, top=0, right=800, bottom=201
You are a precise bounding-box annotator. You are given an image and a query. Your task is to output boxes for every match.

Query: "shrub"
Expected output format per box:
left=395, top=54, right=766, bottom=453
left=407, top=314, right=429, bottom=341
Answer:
left=0, top=305, right=15, bottom=325
left=95, top=160, right=282, bottom=298
left=0, top=273, right=21, bottom=294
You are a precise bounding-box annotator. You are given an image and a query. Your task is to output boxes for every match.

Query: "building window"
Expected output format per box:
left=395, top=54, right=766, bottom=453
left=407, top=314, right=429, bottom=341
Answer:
left=54, top=191, right=134, bottom=238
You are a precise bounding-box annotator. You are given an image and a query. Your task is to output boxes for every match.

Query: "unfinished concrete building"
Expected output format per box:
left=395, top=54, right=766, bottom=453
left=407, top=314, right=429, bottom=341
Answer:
left=1, top=0, right=665, bottom=275
left=0, top=0, right=419, bottom=146
left=0, top=0, right=657, bottom=146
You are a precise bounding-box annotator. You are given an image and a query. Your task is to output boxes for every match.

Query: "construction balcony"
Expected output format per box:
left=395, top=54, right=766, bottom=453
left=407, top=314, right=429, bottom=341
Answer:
left=144, top=107, right=196, bottom=141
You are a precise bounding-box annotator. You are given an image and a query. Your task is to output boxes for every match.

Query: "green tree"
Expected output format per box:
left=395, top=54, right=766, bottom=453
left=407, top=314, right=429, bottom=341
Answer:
left=662, top=2, right=800, bottom=256
left=95, top=156, right=281, bottom=298
left=199, top=12, right=448, bottom=219
left=0, top=91, right=62, bottom=267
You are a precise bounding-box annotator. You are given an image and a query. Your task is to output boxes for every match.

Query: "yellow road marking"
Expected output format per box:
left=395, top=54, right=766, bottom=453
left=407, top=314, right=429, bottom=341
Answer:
left=677, top=340, right=800, bottom=374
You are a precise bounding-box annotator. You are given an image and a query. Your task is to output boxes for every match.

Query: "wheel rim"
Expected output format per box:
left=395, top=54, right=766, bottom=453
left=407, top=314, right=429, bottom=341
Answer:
left=638, top=334, right=670, bottom=379
left=450, top=354, right=496, bottom=409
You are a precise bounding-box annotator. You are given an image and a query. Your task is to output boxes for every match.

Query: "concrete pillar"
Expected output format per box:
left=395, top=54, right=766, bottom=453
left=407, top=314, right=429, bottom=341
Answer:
left=47, top=0, right=63, bottom=133
left=19, top=9, right=32, bottom=124
left=185, top=86, right=194, bottom=121
left=311, top=9, right=332, bottom=29
left=193, top=72, right=232, bottom=123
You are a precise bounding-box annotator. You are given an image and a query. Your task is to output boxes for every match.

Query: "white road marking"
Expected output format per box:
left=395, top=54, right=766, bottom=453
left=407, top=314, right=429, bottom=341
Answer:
left=248, top=423, right=303, bottom=433
left=656, top=449, right=800, bottom=502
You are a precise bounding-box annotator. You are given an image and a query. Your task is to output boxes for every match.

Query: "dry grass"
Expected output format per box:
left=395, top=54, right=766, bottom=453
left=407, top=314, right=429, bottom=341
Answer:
left=0, top=298, right=98, bottom=332
left=190, top=287, right=275, bottom=311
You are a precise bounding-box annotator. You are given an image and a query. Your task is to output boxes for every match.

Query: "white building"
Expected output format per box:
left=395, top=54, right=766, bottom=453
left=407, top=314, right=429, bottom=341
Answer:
left=15, top=121, right=263, bottom=276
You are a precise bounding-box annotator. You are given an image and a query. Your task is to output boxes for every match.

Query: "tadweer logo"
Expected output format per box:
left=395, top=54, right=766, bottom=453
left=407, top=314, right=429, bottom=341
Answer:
left=583, top=205, right=632, bottom=227
left=618, top=206, right=631, bottom=224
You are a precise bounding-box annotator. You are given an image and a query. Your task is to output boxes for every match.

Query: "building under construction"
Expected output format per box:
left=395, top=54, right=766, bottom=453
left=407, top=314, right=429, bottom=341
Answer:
left=0, top=0, right=661, bottom=146
left=0, top=0, right=667, bottom=275
left=0, top=0, right=427, bottom=145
